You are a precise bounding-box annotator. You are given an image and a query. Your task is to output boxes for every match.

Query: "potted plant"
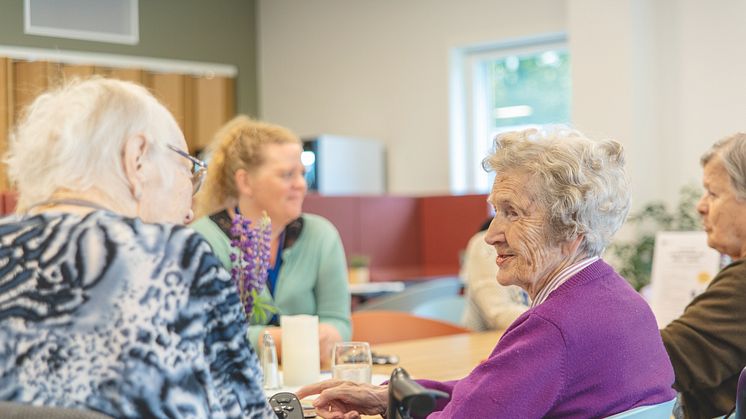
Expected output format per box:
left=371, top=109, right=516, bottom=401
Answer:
left=348, top=254, right=371, bottom=284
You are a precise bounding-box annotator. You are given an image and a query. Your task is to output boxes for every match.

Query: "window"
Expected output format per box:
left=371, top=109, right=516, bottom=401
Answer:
left=450, top=34, right=571, bottom=193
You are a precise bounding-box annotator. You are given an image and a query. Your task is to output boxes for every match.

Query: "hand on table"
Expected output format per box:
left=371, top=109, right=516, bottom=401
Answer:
left=296, top=379, right=388, bottom=419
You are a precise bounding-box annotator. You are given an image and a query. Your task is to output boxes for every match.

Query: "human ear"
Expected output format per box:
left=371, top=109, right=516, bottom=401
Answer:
left=234, top=168, right=254, bottom=198
left=122, top=134, right=149, bottom=201
left=562, top=234, right=584, bottom=257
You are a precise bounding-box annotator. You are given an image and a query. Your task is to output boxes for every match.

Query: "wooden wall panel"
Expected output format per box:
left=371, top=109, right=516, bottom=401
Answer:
left=96, top=67, right=144, bottom=84
left=191, top=75, right=236, bottom=153
left=13, top=61, right=51, bottom=123
left=146, top=72, right=186, bottom=132
left=0, top=56, right=236, bottom=190
left=183, top=78, right=196, bottom=152
left=0, top=58, right=10, bottom=190
left=59, top=64, right=95, bottom=84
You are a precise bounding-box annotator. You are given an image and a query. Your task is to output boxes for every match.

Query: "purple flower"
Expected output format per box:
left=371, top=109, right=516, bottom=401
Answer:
left=229, top=212, right=272, bottom=320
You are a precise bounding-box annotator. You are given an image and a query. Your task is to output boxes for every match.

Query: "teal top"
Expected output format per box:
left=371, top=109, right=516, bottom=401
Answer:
left=190, top=212, right=352, bottom=349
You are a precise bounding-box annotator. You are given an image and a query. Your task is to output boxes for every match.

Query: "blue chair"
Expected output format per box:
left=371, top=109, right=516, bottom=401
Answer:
left=355, top=277, right=462, bottom=312
left=604, top=398, right=676, bottom=418
left=411, top=295, right=466, bottom=326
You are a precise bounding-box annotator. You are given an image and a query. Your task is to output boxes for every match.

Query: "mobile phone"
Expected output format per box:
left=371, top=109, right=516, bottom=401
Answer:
left=301, top=402, right=316, bottom=418
left=372, top=352, right=399, bottom=365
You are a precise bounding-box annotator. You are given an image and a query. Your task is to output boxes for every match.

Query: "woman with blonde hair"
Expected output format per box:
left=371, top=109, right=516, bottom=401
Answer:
left=192, top=116, right=350, bottom=363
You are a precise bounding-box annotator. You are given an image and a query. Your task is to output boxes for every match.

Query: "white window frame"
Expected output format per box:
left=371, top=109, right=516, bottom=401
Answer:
left=449, top=33, right=568, bottom=194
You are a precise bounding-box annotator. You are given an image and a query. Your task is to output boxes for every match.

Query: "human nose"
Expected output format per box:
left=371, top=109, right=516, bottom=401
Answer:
left=295, top=172, right=308, bottom=191
left=696, top=193, right=708, bottom=216
left=483, top=216, right=506, bottom=246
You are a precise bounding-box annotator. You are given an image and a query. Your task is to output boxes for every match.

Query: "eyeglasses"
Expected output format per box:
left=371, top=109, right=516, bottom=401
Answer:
left=167, top=144, right=208, bottom=195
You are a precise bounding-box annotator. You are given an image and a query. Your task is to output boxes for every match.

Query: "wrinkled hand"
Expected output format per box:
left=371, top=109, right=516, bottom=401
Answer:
left=318, top=323, right=342, bottom=366
left=296, top=379, right=388, bottom=419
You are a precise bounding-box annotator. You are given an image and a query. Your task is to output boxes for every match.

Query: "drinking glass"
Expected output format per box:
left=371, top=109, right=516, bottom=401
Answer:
left=331, top=342, right=372, bottom=383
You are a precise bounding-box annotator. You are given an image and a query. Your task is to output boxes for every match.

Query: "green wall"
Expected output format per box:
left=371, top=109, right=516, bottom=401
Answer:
left=0, top=0, right=258, bottom=115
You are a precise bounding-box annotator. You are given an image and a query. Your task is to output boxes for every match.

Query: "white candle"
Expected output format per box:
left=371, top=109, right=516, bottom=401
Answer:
left=281, top=314, right=320, bottom=386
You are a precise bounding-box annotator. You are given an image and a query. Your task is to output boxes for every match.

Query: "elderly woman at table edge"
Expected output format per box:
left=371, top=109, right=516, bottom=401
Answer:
left=191, top=115, right=350, bottom=364
left=297, top=128, right=676, bottom=418
left=660, top=133, right=746, bottom=419
left=0, top=78, right=274, bottom=418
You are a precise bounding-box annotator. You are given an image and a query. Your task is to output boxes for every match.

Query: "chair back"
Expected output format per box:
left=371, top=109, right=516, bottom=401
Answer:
left=736, top=366, right=746, bottom=419
left=355, top=277, right=461, bottom=312
left=351, top=310, right=470, bottom=344
left=0, top=402, right=113, bottom=419
left=604, top=398, right=676, bottom=419
left=411, top=295, right=466, bottom=326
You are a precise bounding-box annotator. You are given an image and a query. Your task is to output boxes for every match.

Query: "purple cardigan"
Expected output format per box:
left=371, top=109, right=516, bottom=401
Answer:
left=418, top=260, right=675, bottom=418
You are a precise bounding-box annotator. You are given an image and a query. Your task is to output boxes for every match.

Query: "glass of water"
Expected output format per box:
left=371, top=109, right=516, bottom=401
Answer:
left=331, top=342, right=372, bottom=383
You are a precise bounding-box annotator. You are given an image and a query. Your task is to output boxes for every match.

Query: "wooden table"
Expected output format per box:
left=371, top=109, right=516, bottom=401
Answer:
left=370, top=330, right=502, bottom=381
left=297, top=331, right=502, bottom=418
left=349, top=330, right=503, bottom=418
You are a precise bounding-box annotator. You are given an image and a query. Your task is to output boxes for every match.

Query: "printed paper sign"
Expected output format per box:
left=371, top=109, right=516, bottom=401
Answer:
left=649, top=231, right=721, bottom=328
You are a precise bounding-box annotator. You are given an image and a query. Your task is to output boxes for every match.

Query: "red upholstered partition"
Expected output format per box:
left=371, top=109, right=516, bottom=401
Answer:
left=303, top=193, right=490, bottom=281
left=419, top=194, right=492, bottom=275
left=1, top=191, right=17, bottom=215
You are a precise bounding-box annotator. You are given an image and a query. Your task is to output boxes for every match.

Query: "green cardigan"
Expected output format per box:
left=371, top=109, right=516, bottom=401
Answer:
left=190, top=212, right=352, bottom=349
left=661, top=259, right=746, bottom=419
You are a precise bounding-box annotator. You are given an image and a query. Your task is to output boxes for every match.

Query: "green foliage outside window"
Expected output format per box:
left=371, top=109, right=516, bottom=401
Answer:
left=485, top=50, right=571, bottom=129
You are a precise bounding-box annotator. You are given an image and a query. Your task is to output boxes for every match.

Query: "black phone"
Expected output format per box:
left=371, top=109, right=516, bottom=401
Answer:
left=372, top=352, right=399, bottom=365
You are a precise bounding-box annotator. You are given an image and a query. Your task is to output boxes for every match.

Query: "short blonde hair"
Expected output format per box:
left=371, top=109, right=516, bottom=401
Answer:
left=6, top=77, right=178, bottom=213
left=194, top=115, right=300, bottom=217
left=483, top=128, right=630, bottom=257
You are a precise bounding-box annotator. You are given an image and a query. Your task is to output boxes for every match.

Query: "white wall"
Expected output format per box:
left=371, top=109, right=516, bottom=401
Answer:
left=258, top=0, right=566, bottom=195
left=259, top=0, right=746, bottom=204
left=570, top=0, right=746, bottom=207
left=656, top=0, right=746, bottom=204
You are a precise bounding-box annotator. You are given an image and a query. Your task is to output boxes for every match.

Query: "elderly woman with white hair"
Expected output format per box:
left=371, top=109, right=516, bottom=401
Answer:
left=297, top=129, right=675, bottom=418
left=661, top=133, right=746, bottom=419
left=0, top=78, right=274, bottom=418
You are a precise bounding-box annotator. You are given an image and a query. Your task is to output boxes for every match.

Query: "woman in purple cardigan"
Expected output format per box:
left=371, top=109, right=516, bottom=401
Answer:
left=297, top=128, right=676, bottom=418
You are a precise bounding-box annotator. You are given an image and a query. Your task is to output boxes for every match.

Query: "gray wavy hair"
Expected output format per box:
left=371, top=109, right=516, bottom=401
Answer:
left=700, top=132, right=746, bottom=200
left=482, top=128, right=631, bottom=257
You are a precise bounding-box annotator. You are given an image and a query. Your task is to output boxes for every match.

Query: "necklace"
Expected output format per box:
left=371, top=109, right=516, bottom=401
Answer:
left=25, top=198, right=111, bottom=215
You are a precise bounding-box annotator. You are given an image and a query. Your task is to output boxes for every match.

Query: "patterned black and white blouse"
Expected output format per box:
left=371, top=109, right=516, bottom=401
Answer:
left=0, top=211, right=274, bottom=418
